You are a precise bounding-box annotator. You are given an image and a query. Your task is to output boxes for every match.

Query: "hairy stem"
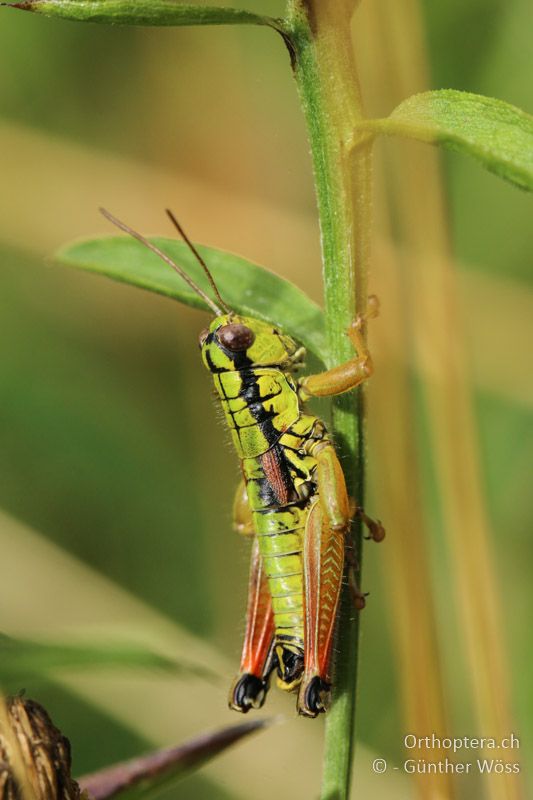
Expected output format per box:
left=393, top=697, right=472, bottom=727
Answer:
left=284, top=2, right=372, bottom=798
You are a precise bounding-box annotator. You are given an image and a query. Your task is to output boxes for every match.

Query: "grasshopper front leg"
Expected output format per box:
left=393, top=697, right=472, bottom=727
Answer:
left=229, top=480, right=276, bottom=713
left=299, top=296, right=379, bottom=401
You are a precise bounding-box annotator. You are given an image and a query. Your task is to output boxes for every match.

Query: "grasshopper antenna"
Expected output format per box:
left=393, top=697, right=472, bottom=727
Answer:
left=99, top=208, right=224, bottom=316
left=165, top=209, right=230, bottom=314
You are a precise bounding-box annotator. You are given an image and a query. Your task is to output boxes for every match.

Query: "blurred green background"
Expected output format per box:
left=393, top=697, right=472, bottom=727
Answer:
left=0, top=1, right=531, bottom=798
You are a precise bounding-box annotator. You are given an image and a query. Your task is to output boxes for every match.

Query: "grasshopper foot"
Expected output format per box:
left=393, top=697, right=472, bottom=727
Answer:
left=356, top=508, right=386, bottom=543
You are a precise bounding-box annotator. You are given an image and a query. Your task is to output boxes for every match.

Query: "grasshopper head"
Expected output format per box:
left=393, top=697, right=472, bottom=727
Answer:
left=199, top=314, right=300, bottom=372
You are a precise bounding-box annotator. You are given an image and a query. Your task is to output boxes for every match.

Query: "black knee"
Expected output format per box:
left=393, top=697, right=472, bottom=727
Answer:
left=299, top=676, right=331, bottom=718
left=229, top=674, right=268, bottom=713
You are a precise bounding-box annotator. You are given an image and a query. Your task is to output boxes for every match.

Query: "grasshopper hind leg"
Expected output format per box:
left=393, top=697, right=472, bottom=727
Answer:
left=299, top=496, right=346, bottom=718
left=229, top=535, right=277, bottom=713
left=230, top=643, right=277, bottom=713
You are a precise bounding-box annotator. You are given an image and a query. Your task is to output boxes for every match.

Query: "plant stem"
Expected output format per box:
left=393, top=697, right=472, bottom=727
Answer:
left=284, top=3, right=372, bottom=798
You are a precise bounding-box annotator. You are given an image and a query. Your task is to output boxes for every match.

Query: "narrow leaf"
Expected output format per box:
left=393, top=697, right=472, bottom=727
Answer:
left=0, top=635, right=215, bottom=684
left=78, top=719, right=272, bottom=800
left=1, top=0, right=279, bottom=29
left=358, top=90, right=533, bottom=191
left=56, top=236, right=327, bottom=360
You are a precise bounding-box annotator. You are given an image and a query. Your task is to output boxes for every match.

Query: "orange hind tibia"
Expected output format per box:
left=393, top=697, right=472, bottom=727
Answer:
left=229, top=538, right=275, bottom=713
left=298, top=501, right=345, bottom=718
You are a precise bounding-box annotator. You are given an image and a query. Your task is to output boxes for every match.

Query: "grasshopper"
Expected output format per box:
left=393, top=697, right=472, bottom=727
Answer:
left=101, top=208, right=384, bottom=718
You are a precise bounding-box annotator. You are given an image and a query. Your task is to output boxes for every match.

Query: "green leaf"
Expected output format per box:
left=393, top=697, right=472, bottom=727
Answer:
left=78, top=719, right=273, bottom=800
left=1, top=0, right=279, bottom=29
left=56, top=236, right=327, bottom=361
left=358, top=90, right=533, bottom=191
left=0, top=635, right=216, bottom=685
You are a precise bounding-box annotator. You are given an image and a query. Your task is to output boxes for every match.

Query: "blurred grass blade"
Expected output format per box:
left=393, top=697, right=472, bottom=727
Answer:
left=56, top=236, right=326, bottom=360
left=1, top=0, right=279, bottom=29
left=358, top=90, right=533, bottom=191
left=0, top=635, right=216, bottom=684
left=78, top=719, right=272, bottom=800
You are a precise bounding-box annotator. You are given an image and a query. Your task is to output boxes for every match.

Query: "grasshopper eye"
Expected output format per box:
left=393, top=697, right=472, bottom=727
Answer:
left=198, top=328, right=210, bottom=348
left=217, top=323, right=255, bottom=351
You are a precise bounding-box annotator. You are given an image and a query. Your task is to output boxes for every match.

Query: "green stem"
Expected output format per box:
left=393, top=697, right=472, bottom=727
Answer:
left=284, top=3, right=372, bottom=799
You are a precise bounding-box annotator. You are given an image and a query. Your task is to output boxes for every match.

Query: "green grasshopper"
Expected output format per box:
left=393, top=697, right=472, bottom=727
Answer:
left=101, top=208, right=384, bottom=718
